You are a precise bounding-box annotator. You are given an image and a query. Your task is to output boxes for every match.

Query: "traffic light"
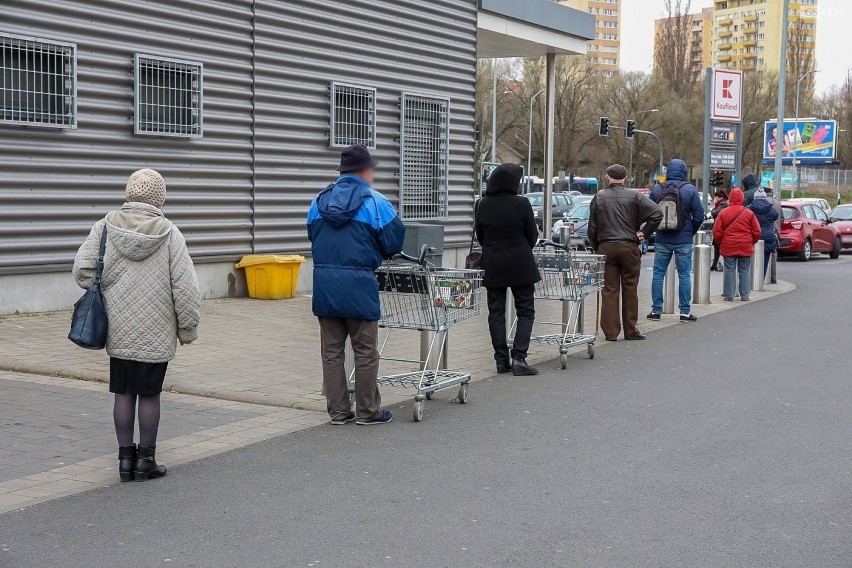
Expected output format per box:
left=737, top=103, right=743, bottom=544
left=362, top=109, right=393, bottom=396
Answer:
left=626, top=120, right=635, bottom=139
left=599, top=117, right=609, bottom=137
left=710, top=171, right=725, bottom=188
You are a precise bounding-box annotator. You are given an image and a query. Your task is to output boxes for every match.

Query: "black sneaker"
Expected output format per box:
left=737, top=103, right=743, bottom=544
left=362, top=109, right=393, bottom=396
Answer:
left=357, top=410, right=393, bottom=426
left=512, top=359, right=539, bottom=376
left=331, top=411, right=356, bottom=425
left=647, top=312, right=661, bottom=321
left=680, top=313, right=698, bottom=322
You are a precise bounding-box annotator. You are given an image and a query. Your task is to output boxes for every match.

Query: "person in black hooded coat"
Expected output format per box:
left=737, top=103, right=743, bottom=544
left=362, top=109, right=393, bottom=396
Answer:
left=742, top=173, right=760, bottom=206
left=475, top=163, right=541, bottom=376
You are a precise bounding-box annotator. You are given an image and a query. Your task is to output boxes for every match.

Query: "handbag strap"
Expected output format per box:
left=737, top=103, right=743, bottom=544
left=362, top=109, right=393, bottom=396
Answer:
left=469, top=199, right=480, bottom=255
left=94, top=226, right=107, bottom=285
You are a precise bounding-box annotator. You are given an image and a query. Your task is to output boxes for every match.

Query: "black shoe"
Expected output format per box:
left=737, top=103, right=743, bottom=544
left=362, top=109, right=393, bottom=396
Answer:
left=605, top=336, right=618, bottom=342
left=710, top=265, right=717, bottom=272
left=496, top=361, right=512, bottom=374
left=625, top=334, right=647, bottom=341
left=512, top=359, right=539, bottom=376
left=118, top=445, right=136, bottom=482
left=647, top=312, right=661, bottom=321
left=134, top=445, right=167, bottom=482
left=680, top=313, right=698, bottom=322
left=331, top=411, right=356, bottom=425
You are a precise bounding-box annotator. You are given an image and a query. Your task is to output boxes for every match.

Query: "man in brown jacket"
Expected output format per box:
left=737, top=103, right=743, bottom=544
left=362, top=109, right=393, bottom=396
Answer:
left=588, top=164, right=663, bottom=341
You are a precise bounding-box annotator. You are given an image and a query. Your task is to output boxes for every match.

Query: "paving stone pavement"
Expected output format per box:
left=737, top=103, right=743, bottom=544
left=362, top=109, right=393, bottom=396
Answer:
left=0, top=371, right=327, bottom=514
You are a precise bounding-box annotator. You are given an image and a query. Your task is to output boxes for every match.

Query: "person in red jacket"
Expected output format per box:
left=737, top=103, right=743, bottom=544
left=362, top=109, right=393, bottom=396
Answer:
left=712, top=188, right=761, bottom=301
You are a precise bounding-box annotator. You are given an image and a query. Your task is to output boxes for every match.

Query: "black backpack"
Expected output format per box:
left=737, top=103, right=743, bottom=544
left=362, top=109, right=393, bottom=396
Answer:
left=657, top=181, right=688, bottom=232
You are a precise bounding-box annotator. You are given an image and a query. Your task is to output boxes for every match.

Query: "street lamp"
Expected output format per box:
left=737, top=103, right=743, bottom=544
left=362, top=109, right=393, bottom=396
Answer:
left=628, top=109, right=659, bottom=186
left=794, top=69, right=819, bottom=197
left=527, top=89, right=545, bottom=188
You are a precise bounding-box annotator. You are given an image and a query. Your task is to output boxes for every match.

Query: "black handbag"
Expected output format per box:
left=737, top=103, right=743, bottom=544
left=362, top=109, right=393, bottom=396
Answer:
left=464, top=200, right=482, bottom=270
left=68, top=226, right=109, bottom=349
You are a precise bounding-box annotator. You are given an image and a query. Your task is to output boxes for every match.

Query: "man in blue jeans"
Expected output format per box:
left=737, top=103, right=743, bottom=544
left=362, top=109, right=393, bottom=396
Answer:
left=648, top=159, right=705, bottom=322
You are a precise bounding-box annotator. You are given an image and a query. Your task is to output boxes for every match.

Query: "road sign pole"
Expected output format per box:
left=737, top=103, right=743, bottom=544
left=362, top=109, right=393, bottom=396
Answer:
left=703, top=68, right=713, bottom=210
left=773, top=0, right=790, bottom=200
left=735, top=122, right=744, bottom=189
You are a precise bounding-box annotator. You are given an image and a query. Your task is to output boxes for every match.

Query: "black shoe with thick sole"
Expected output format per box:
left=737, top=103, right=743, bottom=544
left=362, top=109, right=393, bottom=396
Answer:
left=647, top=312, right=661, bottom=321
left=496, top=360, right=512, bottom=374
left=680, top=313, right=698, bottom=322
left=134, top=445, right=167, bottom=482
left=512, top=359, right=539, bottom=376
left=625, top=334, right=647, bottom=341
left=605, top=336, right=618, bottom=342
left=118, top=445, right=136, bottom=482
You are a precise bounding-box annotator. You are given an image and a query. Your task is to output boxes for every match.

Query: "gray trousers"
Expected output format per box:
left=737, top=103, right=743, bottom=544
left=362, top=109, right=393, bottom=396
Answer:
left=318, top=317, right=381, bottom=421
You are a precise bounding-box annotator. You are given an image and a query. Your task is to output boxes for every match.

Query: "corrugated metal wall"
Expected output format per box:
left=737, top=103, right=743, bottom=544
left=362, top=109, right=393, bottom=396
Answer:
left=0, top=0, right=477, bottom=274
left=253, top=0, right=477, bottom=254
left=0, top=0, right=254, bottom=273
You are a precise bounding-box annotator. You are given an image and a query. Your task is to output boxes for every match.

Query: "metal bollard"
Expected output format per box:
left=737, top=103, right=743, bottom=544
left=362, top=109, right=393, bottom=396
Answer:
left=770, top=252, right=777, bottom=284
left=692, top=244, right=711, bottom=304
left=420, top=330, right=448, bottom=370
left=751, top=240, right=765, bottom=292
left=505, top=291, right=516, bottom=341
left=694, top=230, right=706, bottom=248
left=663, top=257, right=676, bottom=314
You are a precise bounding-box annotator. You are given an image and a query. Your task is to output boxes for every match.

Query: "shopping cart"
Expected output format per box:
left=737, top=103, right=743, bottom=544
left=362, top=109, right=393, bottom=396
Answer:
left=509, top=241, right=605, bottom=369
left=348, top=246, right=484, bottom=422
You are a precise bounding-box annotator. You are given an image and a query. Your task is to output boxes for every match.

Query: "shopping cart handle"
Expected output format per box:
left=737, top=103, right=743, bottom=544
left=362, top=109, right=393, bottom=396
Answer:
left=536, top=239, right=565, bottom=249
left=392, top=244, right=431, bottom=266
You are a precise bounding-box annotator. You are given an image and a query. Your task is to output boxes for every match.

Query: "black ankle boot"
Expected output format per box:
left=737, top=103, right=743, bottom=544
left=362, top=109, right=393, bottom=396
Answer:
left=512, top=358, right=539, bottom=376
left=134, top=445, right=167, bottom=482
left=118, top=445, right=136, bottom=482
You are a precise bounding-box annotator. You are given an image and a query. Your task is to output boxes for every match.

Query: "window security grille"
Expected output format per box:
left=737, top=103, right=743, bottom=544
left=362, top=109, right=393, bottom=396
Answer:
left=134, top=54, right=203, bottom=137
left=0, top=33, right=76, bottom=128
left=400, top=93, right=450, bottom=220
left=330, top=82, right=376, bottom=148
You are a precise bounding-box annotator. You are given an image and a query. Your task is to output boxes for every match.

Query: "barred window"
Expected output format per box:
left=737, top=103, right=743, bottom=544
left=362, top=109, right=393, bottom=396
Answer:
left=0, top=33, right=76, bottom=128
left=134, top=54, right=203, bottom=137
left=399, top=93, right=450, bottom=220
left=330, top=82, right=376, bottom=148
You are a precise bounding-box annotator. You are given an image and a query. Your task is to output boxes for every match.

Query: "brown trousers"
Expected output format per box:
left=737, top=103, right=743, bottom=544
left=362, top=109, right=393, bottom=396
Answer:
left=318, top=317, right=381, bottom=421
left=597, top=242, right=642, bottom=340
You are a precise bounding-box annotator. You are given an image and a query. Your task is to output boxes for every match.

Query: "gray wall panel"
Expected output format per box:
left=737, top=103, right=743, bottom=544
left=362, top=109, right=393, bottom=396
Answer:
left=253, top=0, right=477, bottom=254
left=0, top=0, right=254, bottom=271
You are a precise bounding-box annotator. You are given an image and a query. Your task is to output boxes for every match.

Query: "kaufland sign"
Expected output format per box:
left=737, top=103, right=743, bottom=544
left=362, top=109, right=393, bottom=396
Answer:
left=712, top=69, right=743, bottom=122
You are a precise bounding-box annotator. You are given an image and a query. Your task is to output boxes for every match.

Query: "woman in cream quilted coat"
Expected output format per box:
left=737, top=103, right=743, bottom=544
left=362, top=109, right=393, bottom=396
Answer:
left=73, top=169, right=200, bottom=482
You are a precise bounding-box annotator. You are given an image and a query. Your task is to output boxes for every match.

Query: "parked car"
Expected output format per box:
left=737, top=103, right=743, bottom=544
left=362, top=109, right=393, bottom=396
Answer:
left=571, top=194, right=594, bottom=206
left=551, top=203, right=591, bottom=249
left=779, top=201, right=842, bottom=261
left=525, top=192, right=573, bottom=232
left=829, top=204, right=852, bottom=251
left=785, top=197, right=832, bottom=214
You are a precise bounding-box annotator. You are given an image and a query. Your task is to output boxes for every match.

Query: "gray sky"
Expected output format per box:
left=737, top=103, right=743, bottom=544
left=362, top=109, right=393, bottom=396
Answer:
left=620, top=0, right=849, bottom=94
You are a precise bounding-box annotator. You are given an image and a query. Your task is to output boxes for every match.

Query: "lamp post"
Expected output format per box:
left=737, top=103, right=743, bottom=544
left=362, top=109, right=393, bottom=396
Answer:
left=628, top=109, right=659, bottom=186
left=527, top=89, right=545, bottom=189
left=793, top=69, right=819, bottom=198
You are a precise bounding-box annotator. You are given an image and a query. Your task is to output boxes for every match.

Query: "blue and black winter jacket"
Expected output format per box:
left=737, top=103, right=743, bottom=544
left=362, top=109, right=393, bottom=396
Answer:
left=650, top=159, right=705, bottom=246
left=307, top=175, right=406, bottom=320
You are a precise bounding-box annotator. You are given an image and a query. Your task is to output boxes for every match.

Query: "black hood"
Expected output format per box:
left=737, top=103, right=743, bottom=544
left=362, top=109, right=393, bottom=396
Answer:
left=486, top=163, right=524, bottom=196
left=742, top=173, right=759, bottom=192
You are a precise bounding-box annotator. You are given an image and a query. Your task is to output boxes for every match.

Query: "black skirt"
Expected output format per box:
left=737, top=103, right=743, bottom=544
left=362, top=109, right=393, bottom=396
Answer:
left=109, top=357, right=168, bottom=397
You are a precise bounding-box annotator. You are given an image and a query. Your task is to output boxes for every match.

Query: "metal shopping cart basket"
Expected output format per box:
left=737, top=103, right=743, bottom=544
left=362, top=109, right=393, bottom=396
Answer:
left=510, top=241, right=605, bottom=369
left=348, top=247, right=484, bottom=422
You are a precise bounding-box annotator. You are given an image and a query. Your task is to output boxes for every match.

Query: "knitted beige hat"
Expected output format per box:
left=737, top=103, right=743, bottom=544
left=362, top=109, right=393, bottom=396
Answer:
left=126, top=168, right=166, bottom=208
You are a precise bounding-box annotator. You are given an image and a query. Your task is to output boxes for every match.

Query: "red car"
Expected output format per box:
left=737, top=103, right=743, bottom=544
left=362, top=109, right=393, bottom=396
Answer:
left=779, top=201, right=842, bottom=261
left=829, top=204, right=852, bottom=251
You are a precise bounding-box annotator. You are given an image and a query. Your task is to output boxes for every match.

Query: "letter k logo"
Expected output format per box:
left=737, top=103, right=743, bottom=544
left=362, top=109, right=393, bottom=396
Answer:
left=722, top=79, right=734, bottom=99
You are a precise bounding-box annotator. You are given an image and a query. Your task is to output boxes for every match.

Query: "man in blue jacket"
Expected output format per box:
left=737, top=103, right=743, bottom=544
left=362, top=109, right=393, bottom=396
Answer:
left=648, top=159, right=705, bottom=322
left=307, top=144, right=405, bottom=426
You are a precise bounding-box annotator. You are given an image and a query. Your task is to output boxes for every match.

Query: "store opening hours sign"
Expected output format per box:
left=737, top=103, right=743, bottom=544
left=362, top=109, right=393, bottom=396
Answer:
left=711, top=69, right=743, bottom=122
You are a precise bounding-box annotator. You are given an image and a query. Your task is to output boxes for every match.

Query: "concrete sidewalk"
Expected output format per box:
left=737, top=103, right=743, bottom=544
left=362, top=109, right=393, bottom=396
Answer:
left=1, top=266, right=794, bottom=412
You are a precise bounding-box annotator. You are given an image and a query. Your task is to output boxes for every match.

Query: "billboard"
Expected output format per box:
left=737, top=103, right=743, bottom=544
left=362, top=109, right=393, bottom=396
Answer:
left=763, top=120, right=838, bottom=165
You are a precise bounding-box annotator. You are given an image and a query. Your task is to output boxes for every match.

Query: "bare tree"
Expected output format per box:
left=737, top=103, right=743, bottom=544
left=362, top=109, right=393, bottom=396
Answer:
left=653, top=0, right=696, bottom=95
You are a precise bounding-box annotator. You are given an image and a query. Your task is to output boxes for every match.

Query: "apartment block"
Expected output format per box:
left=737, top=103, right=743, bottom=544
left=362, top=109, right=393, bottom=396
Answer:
left=654, top=7, right=714, bottom=80
left=711, top=0, right=818, bottom=80
left=558, top=0, right=621, bottom=77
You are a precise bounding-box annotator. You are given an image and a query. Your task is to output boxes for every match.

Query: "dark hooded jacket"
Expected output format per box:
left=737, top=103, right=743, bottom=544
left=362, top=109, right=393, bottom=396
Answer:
left=474, top=164, right=541, bottom=288
left=747, top=196, right=779, bottom=253
left=712, top=189, right=761, bottom=257
left=649, top=159, right=704, bottom=245
left=741, top=173, right=760, bottom=206
left=307, top=174, right=405, bottom=319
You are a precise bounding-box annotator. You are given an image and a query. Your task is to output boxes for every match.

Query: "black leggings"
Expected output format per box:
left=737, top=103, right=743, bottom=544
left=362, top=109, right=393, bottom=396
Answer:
left=113, top=393, right=161, bottom=448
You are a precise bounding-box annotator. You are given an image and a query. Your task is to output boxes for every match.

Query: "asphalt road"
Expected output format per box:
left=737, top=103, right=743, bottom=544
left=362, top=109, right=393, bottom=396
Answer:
left=3, top=256, right=851, bottom=568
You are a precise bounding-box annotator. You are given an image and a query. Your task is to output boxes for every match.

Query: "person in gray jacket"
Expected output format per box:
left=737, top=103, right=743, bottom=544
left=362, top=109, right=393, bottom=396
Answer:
left=73, top=169, right=200, bottom=482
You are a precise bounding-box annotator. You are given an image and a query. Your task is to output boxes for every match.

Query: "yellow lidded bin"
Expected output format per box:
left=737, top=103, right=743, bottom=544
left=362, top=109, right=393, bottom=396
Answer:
left=235, top=255, right=306, bottom=300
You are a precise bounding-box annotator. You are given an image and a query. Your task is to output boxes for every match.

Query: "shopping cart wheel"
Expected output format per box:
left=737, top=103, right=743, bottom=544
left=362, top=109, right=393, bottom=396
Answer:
left=457, top=383, right=469, bottom=404
left=587, top=344, right=595, bottom=360
left=560, top=353, right=568, bottom=370
left=413, top=400, right=424, bottom=422
left=348, top=390, right=355, bottom=409
left=425, top=391, right=434, bottom=400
